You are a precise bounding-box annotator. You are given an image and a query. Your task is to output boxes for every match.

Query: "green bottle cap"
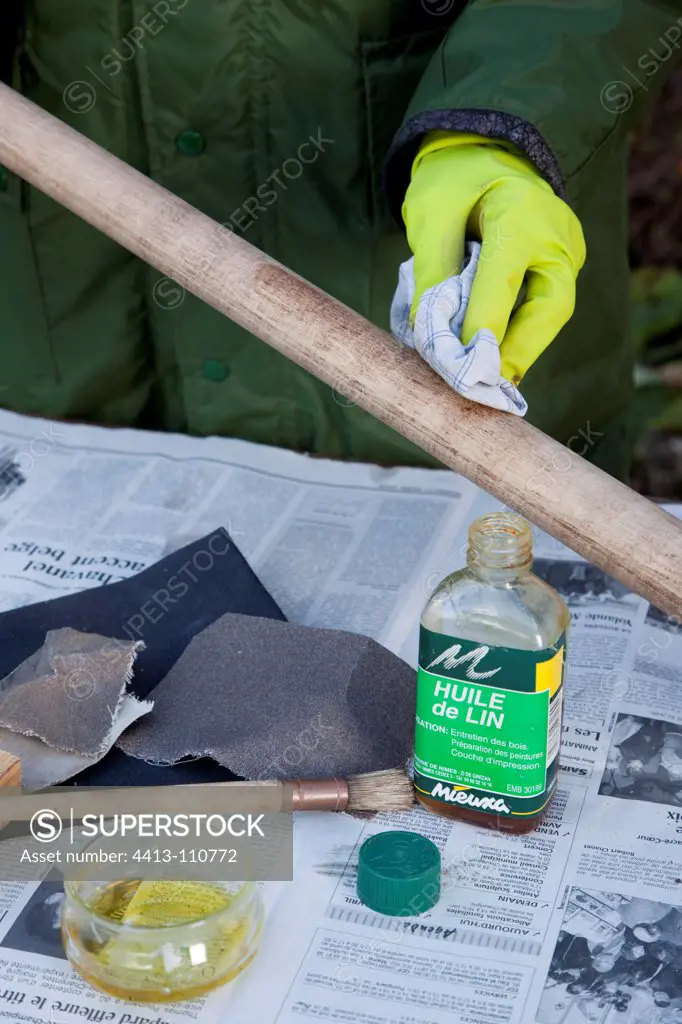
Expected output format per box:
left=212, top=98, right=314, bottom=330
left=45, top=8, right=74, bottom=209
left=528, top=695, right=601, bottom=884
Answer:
left=356, top=831, right=441, bottom=917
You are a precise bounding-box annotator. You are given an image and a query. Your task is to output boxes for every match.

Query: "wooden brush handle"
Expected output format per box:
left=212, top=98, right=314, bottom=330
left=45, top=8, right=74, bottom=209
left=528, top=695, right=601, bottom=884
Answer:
left=0, top=779, right=351, bottom=821
left=0, top=84, right=681, bottom=615
left=1, top=781, right=288, bottom=820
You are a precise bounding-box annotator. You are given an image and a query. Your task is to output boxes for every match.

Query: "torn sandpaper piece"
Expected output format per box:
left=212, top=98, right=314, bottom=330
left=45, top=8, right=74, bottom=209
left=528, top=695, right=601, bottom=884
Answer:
left=0, top=698, right=149, bottom=790
left=118, top=613, right=415, bottom=780
left=0, top=628, right=152, bottom=788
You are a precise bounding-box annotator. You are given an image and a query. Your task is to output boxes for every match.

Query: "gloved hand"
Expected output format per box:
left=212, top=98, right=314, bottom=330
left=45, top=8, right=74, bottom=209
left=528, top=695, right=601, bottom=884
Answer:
left=402, top=132, right=586, bottom=385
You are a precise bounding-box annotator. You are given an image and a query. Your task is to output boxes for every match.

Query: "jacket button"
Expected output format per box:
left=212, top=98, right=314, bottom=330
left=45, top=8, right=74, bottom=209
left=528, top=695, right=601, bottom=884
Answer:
left=175, top=130, right=206, bottom=156
left=201, top=359, right=229, bottom=382
left=0, top=166, right=8, bottom=192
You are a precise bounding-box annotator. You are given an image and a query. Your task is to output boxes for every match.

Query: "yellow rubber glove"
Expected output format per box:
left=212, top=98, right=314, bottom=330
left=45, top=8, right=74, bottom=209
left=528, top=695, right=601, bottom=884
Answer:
left=403, top=132, right=586, bottom=384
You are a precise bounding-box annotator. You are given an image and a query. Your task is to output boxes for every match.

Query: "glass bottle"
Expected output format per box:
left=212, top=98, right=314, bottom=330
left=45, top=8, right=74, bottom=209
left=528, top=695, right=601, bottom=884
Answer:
left=415, top=512, right=570, bottom=833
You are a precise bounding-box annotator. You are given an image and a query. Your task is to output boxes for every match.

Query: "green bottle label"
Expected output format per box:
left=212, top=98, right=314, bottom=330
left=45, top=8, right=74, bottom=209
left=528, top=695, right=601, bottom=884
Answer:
left=414, top=627, right=566, bottom=818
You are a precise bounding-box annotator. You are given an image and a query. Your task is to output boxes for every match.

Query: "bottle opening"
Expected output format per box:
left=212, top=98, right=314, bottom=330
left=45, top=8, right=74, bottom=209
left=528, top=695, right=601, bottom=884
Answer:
left=467, top=512, right=532, bottom=573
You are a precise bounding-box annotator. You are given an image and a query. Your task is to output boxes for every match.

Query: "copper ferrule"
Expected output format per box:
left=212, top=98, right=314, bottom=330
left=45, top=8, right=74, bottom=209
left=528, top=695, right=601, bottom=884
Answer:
left=285, top=778, right=349, bottom=812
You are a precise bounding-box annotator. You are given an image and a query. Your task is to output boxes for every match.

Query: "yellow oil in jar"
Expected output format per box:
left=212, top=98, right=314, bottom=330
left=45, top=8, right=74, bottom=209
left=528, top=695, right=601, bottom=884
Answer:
left=62, top=879, right=261, bottom=1002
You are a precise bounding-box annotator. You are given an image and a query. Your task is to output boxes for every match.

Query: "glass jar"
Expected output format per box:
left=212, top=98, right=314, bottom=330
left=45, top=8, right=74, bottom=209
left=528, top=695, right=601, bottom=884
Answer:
left=62, top=876, right=264, bottom=1002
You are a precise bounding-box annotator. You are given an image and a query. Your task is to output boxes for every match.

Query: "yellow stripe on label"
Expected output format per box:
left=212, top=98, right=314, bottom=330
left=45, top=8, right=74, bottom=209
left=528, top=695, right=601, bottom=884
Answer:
left=535, top=647, right=564, bottom=698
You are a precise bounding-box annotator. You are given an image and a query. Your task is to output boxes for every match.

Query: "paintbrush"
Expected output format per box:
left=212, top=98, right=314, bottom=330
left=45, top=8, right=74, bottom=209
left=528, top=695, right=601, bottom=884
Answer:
left=0, top=765, right=415, bottom=822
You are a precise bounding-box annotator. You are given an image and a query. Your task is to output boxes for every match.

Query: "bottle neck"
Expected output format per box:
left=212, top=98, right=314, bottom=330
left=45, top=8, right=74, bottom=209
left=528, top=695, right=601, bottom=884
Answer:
left=467, top=512, right=533, bottom=582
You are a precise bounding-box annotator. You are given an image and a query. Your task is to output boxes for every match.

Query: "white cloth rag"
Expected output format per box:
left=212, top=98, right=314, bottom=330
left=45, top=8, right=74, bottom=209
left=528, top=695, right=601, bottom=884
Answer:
left=390, top=242, right=528, bottom=416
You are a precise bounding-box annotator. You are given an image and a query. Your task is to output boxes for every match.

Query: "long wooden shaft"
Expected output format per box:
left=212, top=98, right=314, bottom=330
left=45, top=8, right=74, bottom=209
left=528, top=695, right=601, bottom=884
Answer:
left=0, top=83, right=680, bottom=614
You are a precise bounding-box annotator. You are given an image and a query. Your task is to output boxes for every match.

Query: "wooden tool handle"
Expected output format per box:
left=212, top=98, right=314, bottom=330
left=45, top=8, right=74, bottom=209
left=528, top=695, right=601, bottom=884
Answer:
left=0, top=83, right=680, bottom=615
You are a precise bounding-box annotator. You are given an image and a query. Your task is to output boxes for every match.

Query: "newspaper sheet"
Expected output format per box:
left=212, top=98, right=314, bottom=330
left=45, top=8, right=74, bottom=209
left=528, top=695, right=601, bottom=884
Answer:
left=0, top=409, right=678, bottom=1023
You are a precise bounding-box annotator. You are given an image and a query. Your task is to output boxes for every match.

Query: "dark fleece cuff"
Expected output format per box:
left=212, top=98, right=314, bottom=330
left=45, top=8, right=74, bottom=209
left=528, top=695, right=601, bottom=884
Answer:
left=383, top=107, right=566, bottom=226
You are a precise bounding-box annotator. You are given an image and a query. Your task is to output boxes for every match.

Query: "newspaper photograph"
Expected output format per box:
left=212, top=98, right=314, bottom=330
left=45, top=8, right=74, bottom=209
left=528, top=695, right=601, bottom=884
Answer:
left=537, top=887, right=682, bottom=1022
left=599, top=713, right=682, bottom=806
left=531, top=560, right=639, bottom=613
left=0, top=409, right=678, bottom=1022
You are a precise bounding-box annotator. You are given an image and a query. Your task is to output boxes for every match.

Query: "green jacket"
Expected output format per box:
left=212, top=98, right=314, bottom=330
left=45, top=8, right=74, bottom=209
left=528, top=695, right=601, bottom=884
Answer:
left=0, top=1, right=678, bottom=468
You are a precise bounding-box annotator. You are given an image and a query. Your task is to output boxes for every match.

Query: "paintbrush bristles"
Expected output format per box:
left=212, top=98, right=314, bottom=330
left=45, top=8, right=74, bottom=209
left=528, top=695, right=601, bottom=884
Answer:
left=346, top=768, right=414, bottom=812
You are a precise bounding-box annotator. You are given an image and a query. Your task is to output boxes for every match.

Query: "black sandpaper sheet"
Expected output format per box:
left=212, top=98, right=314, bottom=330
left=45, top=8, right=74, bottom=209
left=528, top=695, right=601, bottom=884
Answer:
left=119, top=613, right=416, bottom=780
left=0, top=531, right=285, bottom=786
